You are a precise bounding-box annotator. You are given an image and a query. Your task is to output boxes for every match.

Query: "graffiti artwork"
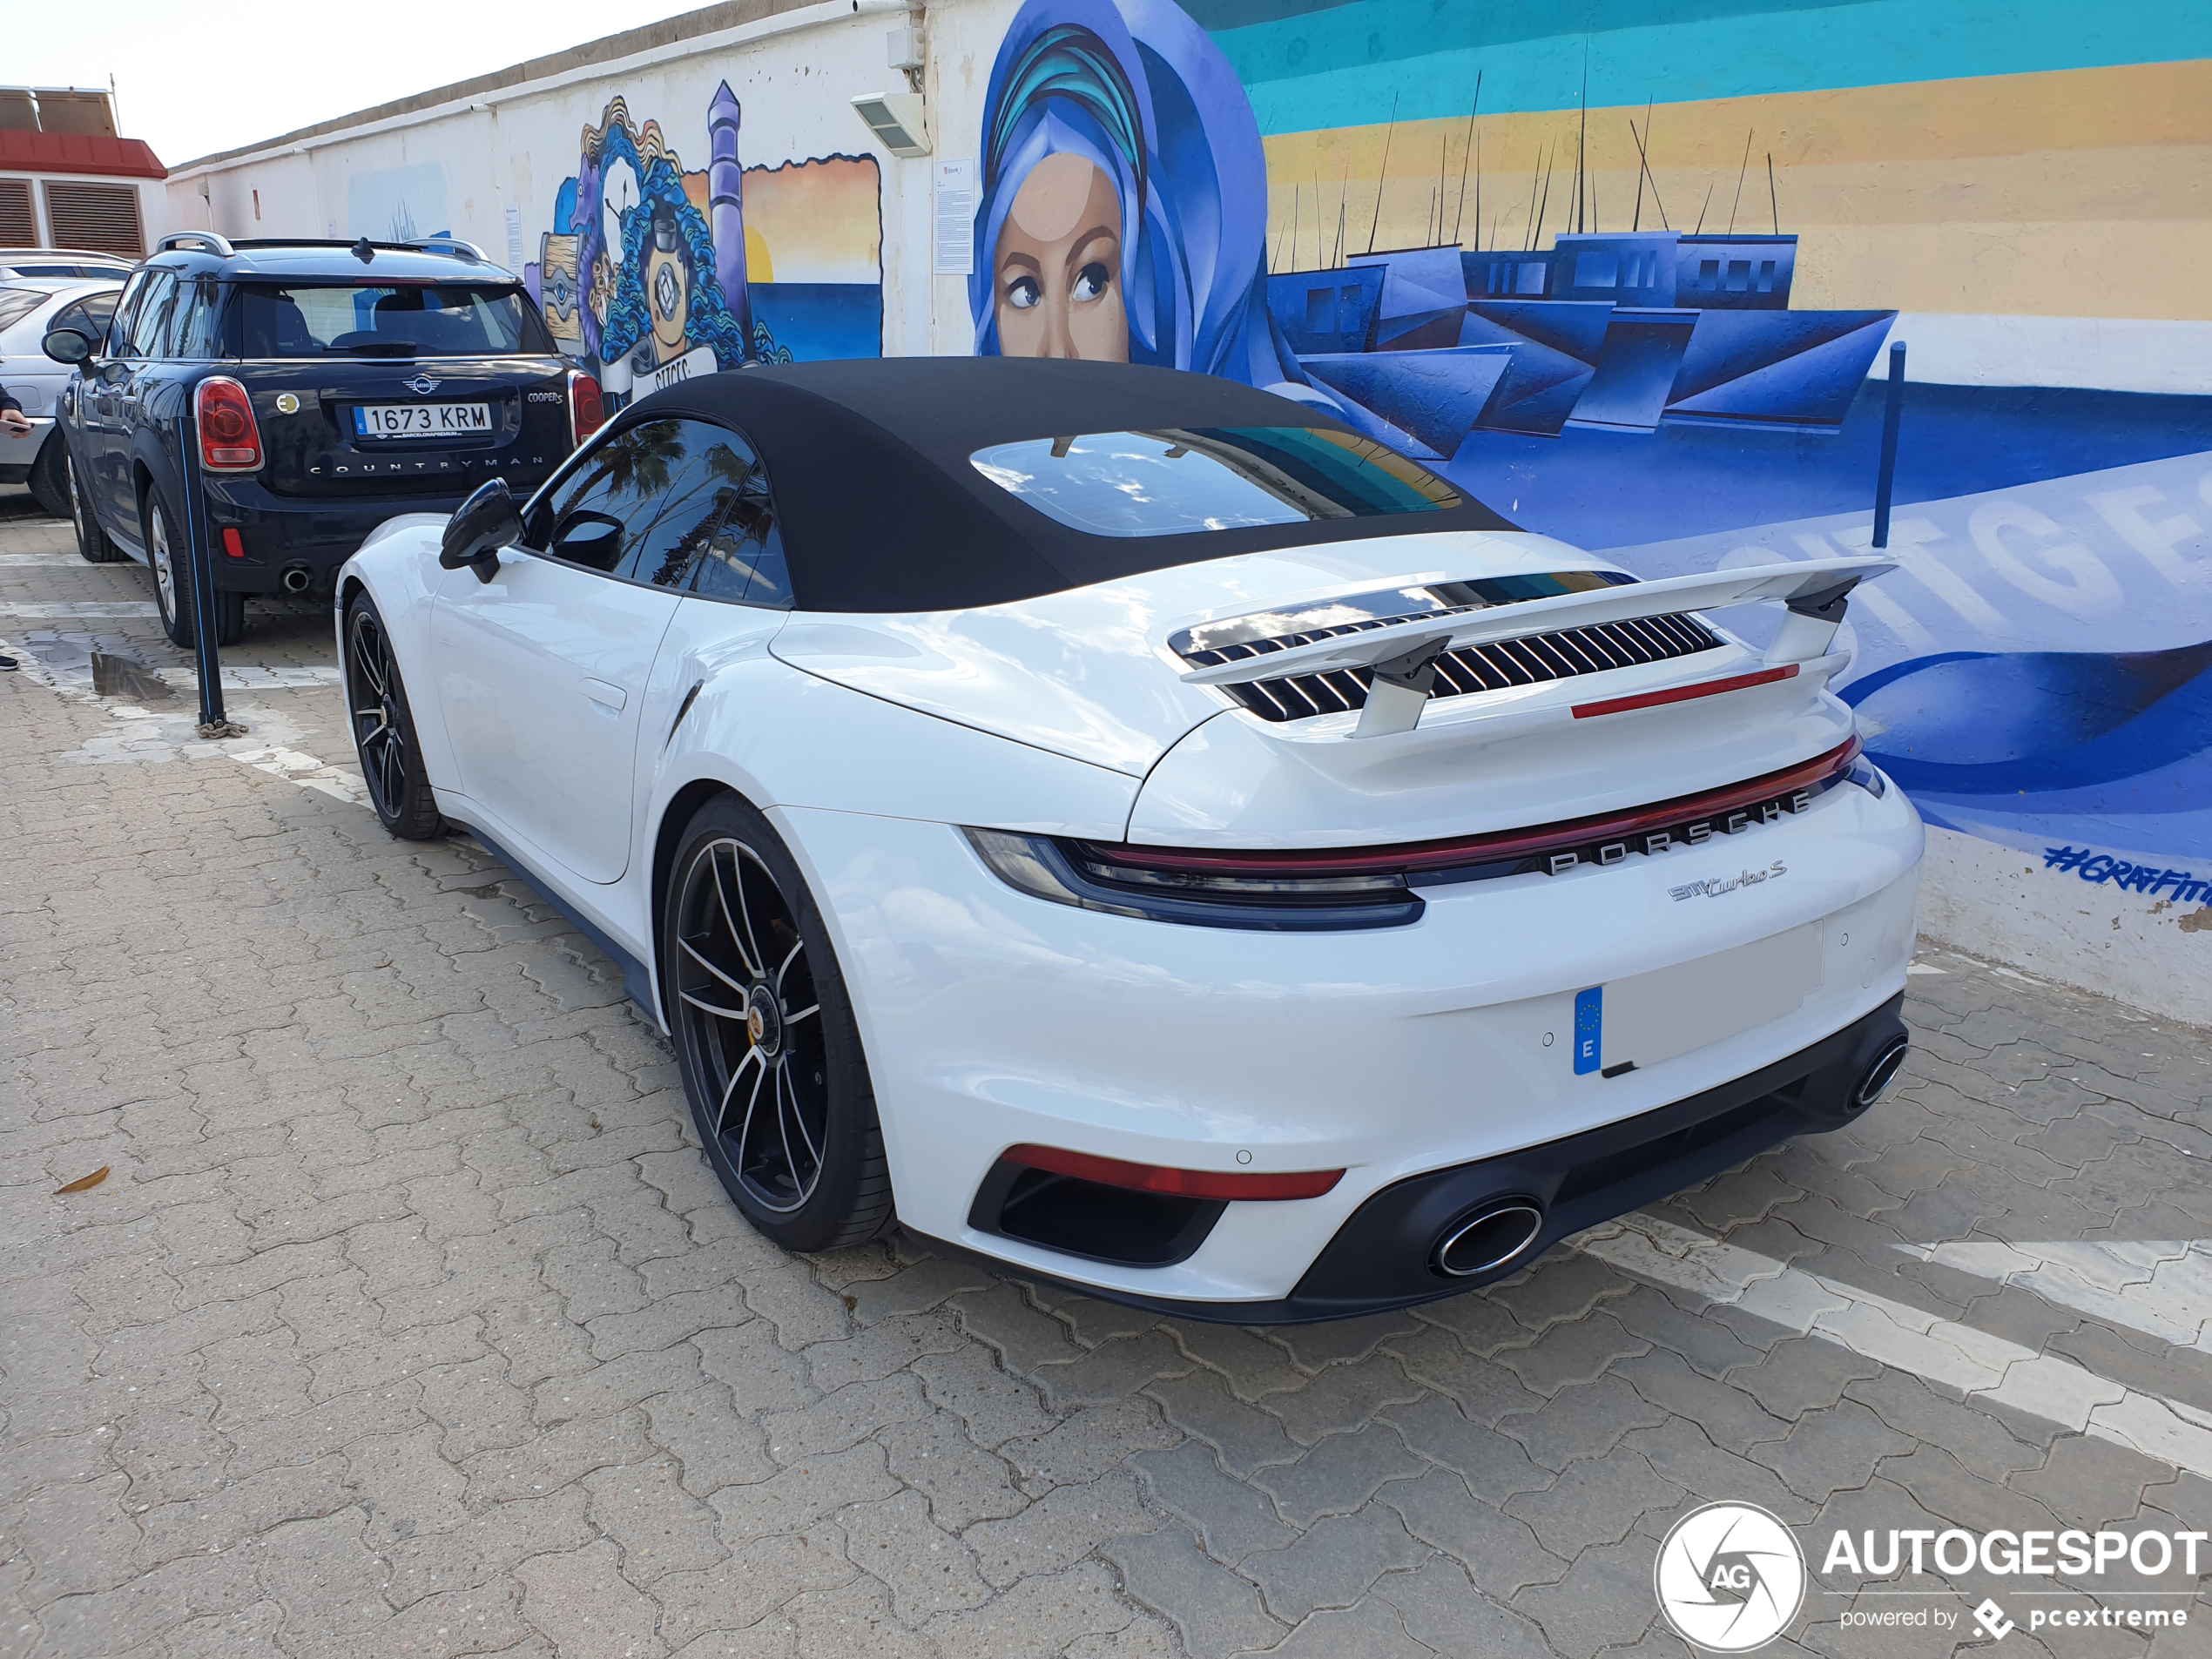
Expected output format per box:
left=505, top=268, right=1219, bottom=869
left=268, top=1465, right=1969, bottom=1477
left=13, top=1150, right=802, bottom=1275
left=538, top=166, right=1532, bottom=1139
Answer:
left=975, top=0, right=2212, bottom=872
left=527, top=83, right=883, bottom=410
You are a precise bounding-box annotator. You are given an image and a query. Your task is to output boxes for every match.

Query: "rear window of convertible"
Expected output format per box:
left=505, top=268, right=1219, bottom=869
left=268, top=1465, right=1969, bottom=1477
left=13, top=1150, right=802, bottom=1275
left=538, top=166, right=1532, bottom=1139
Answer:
left=969, top=426, right=1463, bottom=538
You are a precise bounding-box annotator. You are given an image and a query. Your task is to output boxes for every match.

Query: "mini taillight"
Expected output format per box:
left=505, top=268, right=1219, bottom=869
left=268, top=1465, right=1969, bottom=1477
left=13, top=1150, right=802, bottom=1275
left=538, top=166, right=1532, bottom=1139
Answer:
left=196, top=378, right=262, bottom=472
left=568, top=370, right=604, bottom=447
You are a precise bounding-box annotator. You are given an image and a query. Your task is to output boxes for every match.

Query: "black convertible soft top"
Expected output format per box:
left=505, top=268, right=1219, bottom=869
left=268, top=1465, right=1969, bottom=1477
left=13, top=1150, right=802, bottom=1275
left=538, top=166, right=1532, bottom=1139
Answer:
left=623, top=357, right=1516, bottom=614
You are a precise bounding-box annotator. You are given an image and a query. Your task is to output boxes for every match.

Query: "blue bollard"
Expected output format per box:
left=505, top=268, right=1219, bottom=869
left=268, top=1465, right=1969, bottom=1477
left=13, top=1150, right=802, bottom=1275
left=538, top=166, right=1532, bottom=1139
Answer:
left=1872, top=341, right=1905, bottom=550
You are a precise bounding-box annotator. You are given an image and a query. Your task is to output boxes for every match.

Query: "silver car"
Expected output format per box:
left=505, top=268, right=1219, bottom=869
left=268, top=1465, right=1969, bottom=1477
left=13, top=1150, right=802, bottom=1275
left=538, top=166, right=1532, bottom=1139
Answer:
left=0, top=277, right=122, bottom=515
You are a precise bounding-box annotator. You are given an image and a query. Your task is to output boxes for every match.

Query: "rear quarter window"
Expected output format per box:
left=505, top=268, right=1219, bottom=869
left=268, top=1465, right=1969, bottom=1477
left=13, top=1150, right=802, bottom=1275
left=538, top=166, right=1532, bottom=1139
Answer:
left=0, top=287, right=45, bottom=333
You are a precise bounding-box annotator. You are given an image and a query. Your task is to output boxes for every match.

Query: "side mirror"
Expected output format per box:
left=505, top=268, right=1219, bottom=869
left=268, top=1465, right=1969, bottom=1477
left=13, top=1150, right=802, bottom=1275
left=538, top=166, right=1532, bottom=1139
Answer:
left=441, top=477, right=522, bottom=583
left=43, top=327, right=91, bottom=365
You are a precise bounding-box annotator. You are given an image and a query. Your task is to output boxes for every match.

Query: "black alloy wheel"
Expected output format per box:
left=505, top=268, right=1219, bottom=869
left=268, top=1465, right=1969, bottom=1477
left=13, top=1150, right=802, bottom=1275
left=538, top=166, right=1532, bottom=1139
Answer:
left=344, top=594, right=442, bottom=839
left=67, top=446, right=124, bottom=563
left=665, top=793, right=893, bottom=1251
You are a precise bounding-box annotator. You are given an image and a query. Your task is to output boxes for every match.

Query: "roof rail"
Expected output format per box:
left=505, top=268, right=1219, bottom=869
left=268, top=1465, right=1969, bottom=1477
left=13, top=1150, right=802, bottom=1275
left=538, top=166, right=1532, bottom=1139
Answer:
left=406, top=236, right=489, bottom=264
left=155, top=230, right=236, bottom=258
left=219, top=236, right=502, bottom=268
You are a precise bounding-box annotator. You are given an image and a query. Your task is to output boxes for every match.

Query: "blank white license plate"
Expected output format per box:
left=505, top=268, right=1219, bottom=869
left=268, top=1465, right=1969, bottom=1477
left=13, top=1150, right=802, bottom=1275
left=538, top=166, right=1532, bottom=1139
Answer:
left=1596, top=924, right=1822, bottom=1072
left=354, top=401, right=491, bottom=439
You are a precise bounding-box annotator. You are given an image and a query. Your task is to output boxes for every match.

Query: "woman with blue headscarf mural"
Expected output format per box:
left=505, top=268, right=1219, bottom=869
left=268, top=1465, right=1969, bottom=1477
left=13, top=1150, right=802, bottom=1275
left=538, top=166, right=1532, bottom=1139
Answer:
left=970, top=0, right=1318, bottom=395
left=972, top=0, right=1498, bottom=462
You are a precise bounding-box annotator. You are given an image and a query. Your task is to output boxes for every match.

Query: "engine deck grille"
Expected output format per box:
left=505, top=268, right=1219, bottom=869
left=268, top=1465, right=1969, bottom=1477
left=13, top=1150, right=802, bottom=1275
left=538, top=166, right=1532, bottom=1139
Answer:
left=1181, top=610, right=1726, bottom=723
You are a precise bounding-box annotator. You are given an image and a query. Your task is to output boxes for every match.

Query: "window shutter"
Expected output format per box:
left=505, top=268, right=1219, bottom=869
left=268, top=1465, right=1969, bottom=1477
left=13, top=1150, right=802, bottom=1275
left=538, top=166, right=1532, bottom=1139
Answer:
left=42, top=181, right=145, bottom=257
left=0, top=180, right=34, bottom=246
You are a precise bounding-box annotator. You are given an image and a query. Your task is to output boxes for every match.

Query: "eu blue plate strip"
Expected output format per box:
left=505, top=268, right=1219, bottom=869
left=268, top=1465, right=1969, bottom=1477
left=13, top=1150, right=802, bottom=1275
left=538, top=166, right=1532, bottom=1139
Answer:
left=1574, top=984, right=1603, bottom=1075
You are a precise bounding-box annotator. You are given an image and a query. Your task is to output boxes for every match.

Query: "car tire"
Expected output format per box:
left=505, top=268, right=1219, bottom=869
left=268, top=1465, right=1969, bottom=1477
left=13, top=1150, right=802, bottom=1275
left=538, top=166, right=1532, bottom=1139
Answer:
left=343, top=592, right=443, bottom=840
left=65, top=445, right=125, bottom=563
left=144, top=484, right=244, bottom=647
left=664, top=792, right=895, bottom=1253
left=27, top=433, right=69, bottom=519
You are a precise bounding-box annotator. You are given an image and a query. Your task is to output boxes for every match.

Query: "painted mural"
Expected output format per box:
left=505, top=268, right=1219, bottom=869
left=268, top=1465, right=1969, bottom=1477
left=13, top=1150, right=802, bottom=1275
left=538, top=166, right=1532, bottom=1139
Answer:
left=974, top=0, right=2212, bottom=884
left=526, top=82, right=883, bottom=409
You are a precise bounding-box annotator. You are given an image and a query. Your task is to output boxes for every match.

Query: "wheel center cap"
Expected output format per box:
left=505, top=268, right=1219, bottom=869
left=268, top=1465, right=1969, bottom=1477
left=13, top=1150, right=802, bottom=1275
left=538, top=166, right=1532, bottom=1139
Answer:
left=745, top=986, right=783, bottom=1055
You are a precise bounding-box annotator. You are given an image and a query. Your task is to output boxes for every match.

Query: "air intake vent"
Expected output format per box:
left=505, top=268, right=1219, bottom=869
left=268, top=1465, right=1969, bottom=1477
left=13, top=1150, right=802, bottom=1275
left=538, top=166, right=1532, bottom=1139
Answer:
left=0, top=180, right=32, bottom=246
left=1184, top=611, right=1725, bottom=723
left=42, top=181, right=144, bottom=257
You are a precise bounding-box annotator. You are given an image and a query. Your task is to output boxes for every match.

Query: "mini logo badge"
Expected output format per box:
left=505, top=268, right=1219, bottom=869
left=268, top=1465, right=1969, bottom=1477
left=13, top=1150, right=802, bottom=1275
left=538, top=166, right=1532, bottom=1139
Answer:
left=1655, top=1502, right=1805, bottom=1652
left=273, top=392, right=300, bottom=415
left=405, top=374, right=442, bottom=395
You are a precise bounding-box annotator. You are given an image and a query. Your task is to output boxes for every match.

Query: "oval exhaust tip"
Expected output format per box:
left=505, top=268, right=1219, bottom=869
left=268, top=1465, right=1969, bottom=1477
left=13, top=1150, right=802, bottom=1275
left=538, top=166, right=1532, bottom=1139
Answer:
left=1434, top=1200, right=1544, bottom=1278
left=1854, top=1037, right=1910, bottom=1110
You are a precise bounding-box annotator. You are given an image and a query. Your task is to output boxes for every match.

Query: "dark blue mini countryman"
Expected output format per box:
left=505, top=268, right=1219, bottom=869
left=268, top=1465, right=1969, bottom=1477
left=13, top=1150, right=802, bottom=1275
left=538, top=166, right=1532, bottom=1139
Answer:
left=44, top=231, right=600, bottom=645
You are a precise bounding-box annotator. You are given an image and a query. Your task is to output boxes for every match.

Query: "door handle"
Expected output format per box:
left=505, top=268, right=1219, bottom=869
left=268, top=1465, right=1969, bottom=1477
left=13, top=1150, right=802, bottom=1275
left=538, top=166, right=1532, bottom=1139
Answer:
left=581, top=678, right=627, bottom=712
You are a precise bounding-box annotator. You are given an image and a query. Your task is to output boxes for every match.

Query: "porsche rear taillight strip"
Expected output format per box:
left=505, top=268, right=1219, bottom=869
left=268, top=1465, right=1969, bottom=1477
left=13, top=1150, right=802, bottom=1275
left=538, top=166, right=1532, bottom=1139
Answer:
left=1070, top=737, right=1863, bottom=881
left=1003, top=1143, right=1345, bottom=1202
left=1571, top=664, right=1798, bottom=720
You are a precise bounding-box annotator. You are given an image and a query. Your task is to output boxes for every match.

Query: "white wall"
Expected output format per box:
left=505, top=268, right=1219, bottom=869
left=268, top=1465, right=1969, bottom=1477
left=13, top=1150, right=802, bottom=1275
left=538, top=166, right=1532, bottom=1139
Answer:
left=164, top=0, right=964, bottom=355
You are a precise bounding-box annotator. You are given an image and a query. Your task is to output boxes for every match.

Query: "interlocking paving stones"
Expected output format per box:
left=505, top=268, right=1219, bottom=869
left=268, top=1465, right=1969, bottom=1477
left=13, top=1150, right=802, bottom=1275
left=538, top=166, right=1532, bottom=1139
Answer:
left=3, top=494, right=2209, bottom=1655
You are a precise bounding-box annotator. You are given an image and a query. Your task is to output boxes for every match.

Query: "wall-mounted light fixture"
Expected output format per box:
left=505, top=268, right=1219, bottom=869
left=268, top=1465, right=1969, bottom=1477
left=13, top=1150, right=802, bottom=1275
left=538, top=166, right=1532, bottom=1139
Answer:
left=852, top=91, right=930, bottom=158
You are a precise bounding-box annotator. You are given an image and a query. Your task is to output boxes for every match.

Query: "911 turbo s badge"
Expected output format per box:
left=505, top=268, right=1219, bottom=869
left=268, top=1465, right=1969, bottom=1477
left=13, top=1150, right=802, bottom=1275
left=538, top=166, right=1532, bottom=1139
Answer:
left=1670, top=860, right=1789, bottom=902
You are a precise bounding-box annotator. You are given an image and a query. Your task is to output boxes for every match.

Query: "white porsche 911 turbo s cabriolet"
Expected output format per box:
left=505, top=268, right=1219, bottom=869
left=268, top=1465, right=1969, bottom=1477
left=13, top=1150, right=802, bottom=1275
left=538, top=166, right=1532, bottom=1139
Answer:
left=336, top=356, right=1921, bottom=1322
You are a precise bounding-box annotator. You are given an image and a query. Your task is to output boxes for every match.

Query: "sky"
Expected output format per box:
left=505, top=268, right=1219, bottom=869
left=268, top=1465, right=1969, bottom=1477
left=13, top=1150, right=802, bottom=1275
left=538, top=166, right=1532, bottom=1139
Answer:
left=7, top=0, right=718, bottom=167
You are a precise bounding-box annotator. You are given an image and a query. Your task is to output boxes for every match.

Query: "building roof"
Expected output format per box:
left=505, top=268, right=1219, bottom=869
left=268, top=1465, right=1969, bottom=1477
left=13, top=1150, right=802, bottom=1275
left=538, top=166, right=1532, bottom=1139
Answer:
left=0, top=129, right=165, bottom=180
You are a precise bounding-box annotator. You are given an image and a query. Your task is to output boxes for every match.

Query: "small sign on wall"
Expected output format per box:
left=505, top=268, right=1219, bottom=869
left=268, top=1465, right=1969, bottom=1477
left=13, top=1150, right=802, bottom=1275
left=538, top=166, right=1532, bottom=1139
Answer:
left=933, top=158, right=975, bottom=276
left=504, top=204, right=523, bottom=272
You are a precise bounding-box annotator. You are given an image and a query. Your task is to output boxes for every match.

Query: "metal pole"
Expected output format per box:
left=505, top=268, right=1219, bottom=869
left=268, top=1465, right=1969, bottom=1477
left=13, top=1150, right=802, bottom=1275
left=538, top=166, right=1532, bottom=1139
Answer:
left=178, top=410, right=238, bottom=736
left=1872, top=340, right=1905, bottom=550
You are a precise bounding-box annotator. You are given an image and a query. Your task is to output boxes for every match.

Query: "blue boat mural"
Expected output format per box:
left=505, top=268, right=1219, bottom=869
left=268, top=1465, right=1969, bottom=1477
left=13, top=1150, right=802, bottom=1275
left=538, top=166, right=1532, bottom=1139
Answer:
left=1264, top=229, right=1894, bottom=455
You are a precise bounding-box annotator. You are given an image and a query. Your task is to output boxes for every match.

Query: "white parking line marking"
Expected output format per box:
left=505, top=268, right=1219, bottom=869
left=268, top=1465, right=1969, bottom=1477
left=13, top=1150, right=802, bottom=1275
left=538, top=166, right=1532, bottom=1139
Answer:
left=1581, top=1213, right=2212, bottom=1479
left=156, top=664, right=345, bottom=690
left=0, top=554, right=112, bottom=565
left=226, top=741, right=371, bottom=806
left=1909, top=1239, right=2212, bottom=1353
left=0, top=601, right=160, bottom=617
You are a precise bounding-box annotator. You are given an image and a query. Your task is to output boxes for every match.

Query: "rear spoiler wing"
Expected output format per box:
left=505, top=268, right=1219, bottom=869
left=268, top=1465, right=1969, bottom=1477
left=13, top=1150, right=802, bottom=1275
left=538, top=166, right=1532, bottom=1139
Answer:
left=1175, top=556, right=1894, bottom=738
